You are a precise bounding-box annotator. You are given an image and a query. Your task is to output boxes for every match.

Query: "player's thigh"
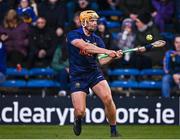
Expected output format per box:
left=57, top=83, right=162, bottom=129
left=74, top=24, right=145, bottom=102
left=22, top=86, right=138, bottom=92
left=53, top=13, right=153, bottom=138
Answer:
left=71, top=91, right=87, bottom=111
left=92, top=80, right=112, bottom=103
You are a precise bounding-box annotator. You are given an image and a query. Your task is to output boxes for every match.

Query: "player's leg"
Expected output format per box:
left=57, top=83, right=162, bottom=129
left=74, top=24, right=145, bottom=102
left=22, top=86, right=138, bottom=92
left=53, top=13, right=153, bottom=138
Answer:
left=92, top=80, right=116, bottom=124
left=71, top=91, right=87, bottom=118
left=71, top=91, right=87, bottom=136
left=92, top=80, right=120, bottom=137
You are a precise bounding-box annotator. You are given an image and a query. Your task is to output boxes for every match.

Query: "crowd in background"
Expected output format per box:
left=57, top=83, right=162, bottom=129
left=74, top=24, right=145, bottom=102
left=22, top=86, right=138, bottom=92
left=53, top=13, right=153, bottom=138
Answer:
left=0, top=0, right=180, bottom=96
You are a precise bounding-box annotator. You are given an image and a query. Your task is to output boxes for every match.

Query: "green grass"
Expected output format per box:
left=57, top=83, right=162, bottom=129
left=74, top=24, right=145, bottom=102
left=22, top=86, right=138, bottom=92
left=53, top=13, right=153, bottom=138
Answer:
left=0, top=125, right=180, bottom=139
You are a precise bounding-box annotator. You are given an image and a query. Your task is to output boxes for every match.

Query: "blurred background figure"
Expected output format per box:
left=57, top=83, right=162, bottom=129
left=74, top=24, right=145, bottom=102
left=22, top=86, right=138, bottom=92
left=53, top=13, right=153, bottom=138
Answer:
left=66, top=0, right=98, bottom=23
left=30, top=0, right=39, bottom=16
left=112, top=18, right=135, bottom=68
left=38, top=0, right=66, bottom=46
left=17, top=0, right=37, bottom=25
left=96, top=17, right=112, bottom=78
left=162, top=34, right=180, bottom=97
left=96, top=17, right=112, bottom=50
left=132, top=12, right=162, bottom=69
left=74, top=0, right=91, bottom=12
left=118, top=0, right=153, bottom=20
left=69, top=11, right=81, bottom=31
left=27, top=17, right=56, bottom=68
left=0, top=34, right=6, bottom=83
left=97, top=0, right=120, bottom=21
left=0, top=9, right=29, bottom=67
left=51, top=43, right=69, bottom=96
left=151, top=0, right=174, bottom=32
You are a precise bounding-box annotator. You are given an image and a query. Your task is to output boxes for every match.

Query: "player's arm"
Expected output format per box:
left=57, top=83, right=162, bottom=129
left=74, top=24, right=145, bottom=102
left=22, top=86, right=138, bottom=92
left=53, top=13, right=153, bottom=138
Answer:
left=71, top=39, right=117, bottom=57
left=98, top=50, right=123, bottom=65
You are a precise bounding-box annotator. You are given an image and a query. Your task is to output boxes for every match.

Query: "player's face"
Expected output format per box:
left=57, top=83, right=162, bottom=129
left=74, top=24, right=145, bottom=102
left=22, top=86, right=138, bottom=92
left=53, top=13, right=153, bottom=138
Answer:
left=86, top=18, right=98, bottom=32
left=174, top=37, right=180, bottom=51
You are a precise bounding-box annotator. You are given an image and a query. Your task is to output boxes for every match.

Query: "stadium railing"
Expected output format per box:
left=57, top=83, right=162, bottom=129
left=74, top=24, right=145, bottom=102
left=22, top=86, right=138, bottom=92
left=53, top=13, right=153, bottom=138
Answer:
left=108, top=68, right=165, bottom=95
left=0, top=67, right=169, bottom=96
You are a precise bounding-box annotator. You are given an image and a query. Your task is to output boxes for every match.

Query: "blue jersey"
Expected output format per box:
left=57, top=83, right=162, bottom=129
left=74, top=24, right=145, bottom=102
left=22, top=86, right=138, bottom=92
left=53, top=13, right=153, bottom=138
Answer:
left=67, top=27, right=105, bottom=76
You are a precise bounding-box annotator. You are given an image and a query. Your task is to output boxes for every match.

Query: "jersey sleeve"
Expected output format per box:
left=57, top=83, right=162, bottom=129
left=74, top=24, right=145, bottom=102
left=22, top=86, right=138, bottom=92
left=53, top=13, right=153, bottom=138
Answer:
left=67, top=31, right=81, bottom=43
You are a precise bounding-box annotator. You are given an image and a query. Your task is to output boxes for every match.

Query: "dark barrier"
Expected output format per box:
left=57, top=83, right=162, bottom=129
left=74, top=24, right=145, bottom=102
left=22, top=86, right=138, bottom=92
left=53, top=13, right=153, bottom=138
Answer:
left=0, top=95, right=179, bottom=125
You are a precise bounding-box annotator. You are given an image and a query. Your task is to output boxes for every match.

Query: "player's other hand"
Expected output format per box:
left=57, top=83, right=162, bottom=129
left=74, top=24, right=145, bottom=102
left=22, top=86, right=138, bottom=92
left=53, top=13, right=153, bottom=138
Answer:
left=137, top=47, right=146, bottom=53
left=116, top=50, right=123, bottom=59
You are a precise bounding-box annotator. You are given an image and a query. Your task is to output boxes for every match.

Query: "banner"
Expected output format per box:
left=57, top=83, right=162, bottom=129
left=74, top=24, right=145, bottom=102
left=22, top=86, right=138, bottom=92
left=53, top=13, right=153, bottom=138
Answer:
left=0, top=95, right=179, bottom=125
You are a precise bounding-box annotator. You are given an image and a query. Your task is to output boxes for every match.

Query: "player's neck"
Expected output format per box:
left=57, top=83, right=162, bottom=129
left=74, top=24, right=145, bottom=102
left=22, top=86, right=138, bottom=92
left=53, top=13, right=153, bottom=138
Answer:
left=83, top=27, right=92, bottom=36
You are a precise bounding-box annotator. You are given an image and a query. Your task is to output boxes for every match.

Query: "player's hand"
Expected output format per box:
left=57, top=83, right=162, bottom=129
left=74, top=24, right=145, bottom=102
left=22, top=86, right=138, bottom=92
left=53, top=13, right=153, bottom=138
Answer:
left=105, top=50, right=117, bottom=58
left=115, top=50, right=123, bottom=59
left=137, top=47, right=146, bottom=53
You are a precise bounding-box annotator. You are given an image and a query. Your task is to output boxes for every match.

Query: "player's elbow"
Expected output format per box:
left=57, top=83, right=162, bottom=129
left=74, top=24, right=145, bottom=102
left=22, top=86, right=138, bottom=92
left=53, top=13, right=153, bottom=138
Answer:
left=72, top=39, right=90, bottom=51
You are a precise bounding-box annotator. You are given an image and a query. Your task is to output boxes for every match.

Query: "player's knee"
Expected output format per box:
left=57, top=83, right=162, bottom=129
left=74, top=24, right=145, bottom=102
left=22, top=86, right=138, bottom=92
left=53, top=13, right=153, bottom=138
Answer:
left=75, top=108, right=86, bottom=118
left=103, top=94, right=113, bottom=106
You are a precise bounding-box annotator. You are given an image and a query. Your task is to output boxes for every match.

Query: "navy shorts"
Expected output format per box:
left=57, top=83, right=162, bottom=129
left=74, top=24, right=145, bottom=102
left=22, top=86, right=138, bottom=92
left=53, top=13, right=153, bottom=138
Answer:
left=70, top=70, right=105, bottom=94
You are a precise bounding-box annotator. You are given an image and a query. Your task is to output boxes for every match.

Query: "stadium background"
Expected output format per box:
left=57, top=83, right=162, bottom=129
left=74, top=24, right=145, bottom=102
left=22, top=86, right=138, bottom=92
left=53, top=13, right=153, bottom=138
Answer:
left=0, top=0, right=180, bottom=139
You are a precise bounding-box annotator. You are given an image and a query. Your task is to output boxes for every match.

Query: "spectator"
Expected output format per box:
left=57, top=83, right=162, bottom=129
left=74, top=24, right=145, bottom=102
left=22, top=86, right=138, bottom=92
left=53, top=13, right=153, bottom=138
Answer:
left=132, top=12, right=162, bottom=69
left=96, top=17, right=112, bottom=50
left=162, top=35, right=180, bottom=97
left=118, top=0, right=153, bottom=20
left=152, top=0, right=174, bottom=32
left=51, top=44, right=69, bottom=96
left=17, top=0, right=37, bottom=25
left=27, top=17, right=56, bottom=68
left=67, top=0, right=98, bottom=23
left=69, top=11, right=81, bottom=31
left=30, top=0, right=38, bottom=16
left=38, top=0, right=66, bottom=38
left=97, top=0, right=120, bottom=21
left=112, top=18, right=136, bottom=68
left=0, top=9, right=30, bottom=67
left=0, top=34, right=6, bottom=83
left=74, top=0, right=91, bottom=12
